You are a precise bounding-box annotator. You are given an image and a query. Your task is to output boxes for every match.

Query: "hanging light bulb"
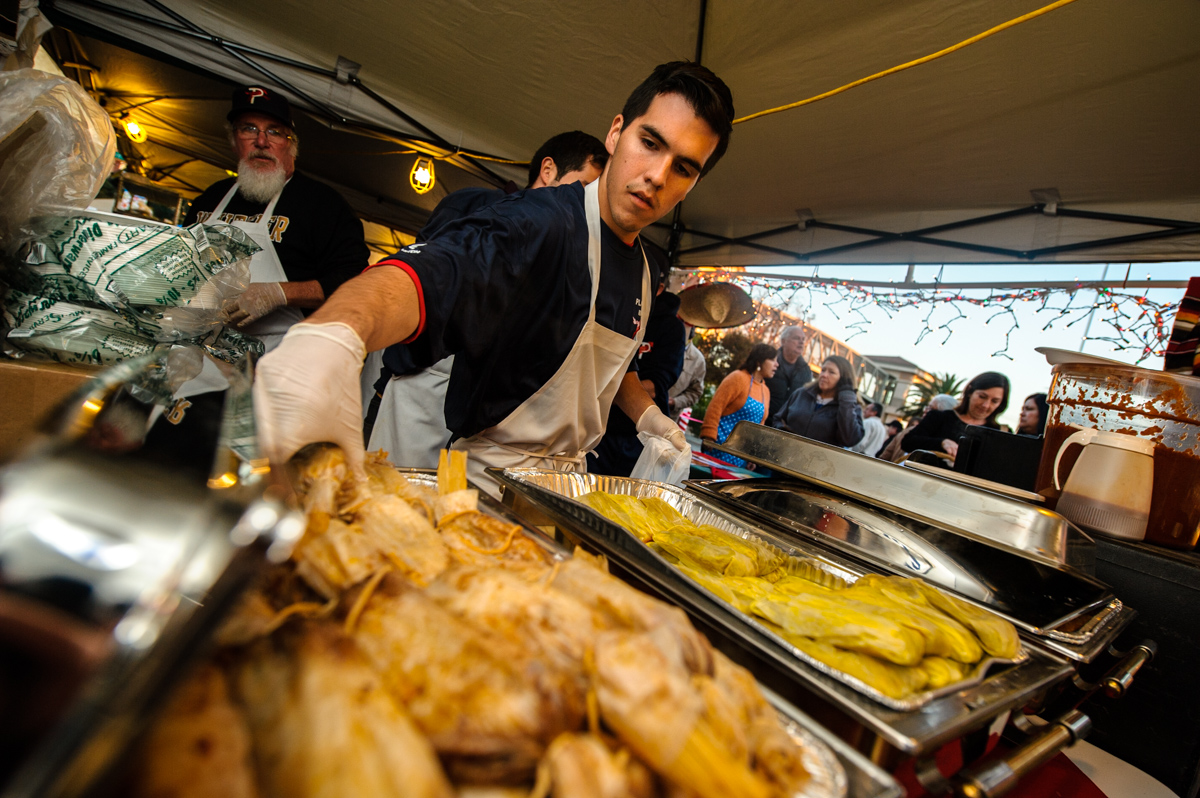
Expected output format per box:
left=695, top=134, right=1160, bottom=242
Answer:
left=122, top=116, right=148, bottom=143
left=409, top=156, right=435, bottom=194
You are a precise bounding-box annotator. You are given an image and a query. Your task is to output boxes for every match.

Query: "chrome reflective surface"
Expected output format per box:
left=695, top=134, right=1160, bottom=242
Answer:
left=492, top=468, right=1074, bottom=755
left=713, top=422, right=1095, bottom=571
left=0, top=353, right=302, bottom=798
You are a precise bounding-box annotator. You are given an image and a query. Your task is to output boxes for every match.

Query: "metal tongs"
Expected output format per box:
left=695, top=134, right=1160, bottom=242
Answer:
left=0, top=353, right=304, bottom=798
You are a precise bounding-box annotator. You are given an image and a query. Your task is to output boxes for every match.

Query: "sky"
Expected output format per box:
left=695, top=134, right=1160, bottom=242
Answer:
left=743, top=262, right=1197, bottom=429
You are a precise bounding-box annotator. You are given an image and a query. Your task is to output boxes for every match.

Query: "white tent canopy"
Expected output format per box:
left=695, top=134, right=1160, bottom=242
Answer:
left=46, top=0, right=1200, bottom=264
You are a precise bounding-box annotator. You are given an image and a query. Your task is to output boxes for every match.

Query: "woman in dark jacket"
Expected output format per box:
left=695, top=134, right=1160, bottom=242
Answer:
left=902, top=371, right=1010, bottom=460
left=1017, top=393, right=1049, bottom=436
left=772, top=355, right=865, bottom=448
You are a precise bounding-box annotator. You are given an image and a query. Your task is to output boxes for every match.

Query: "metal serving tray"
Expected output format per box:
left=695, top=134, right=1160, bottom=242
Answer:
left=492, top=469, right=1073, bottom=755
left=401, top=471, right=877, bottom=798
left=714, top=422, right=1094, bottom=570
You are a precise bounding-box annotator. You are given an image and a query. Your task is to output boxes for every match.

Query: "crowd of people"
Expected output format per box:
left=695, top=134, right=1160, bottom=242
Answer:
left=689, top=327, right=1049, bottom=479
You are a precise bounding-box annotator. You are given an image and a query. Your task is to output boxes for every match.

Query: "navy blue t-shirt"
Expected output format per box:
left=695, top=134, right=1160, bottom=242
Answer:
left=376, top=182, right=657, bottom=440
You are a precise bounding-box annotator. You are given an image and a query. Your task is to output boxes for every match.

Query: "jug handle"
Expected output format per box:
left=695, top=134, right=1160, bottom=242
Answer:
left=1053, top=427, right=1097, bottom=490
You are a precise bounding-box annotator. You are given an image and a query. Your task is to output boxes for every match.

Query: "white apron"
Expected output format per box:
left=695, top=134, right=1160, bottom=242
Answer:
left=368, top=354, right=454, bottom=468
left=210, top=181, right=304, bottom=352
left=452, top=179, right=652, bottom=494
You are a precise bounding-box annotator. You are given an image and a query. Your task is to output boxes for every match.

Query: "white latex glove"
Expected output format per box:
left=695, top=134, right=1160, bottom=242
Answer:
left=636, top=404, right=688, bottom=451
left=224, top=282, right=287, bottom=327
left=253, top=322, right=367, bottom=474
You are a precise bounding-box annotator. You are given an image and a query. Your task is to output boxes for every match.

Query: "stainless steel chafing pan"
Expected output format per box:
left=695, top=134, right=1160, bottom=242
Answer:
left=490, top=468, right=1074, bottom=758
left=713, top=422, right=1095, bottom=570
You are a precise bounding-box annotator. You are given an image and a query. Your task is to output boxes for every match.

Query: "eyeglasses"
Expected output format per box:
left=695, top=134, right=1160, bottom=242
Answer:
left=233, top=123, right=293, bottom=143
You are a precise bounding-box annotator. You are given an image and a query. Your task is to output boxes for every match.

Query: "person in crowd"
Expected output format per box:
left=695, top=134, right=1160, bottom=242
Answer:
left=880, top=419, right=904, bottom=456
left=365, top=131, right=609, bottom=467
left=1017, top=392, right=1049, bottom=436
left=764, top=325, right=814, bottom=421
left=254, top=61, right=736, bottom=488
left=589, top=252, right=686, bottom=476
left=700, top=344, right=777, bottom=468
left=668, top=323, right=705, bottom=421
left=850, top=401, right=887, bottom=456
left=773, top=355, right=865, bottom=449
left=185, top=86, right=368, bottom=351
left=880, top=393, right=956, bottom=463
left=901, top=372, right=1010, bottom=460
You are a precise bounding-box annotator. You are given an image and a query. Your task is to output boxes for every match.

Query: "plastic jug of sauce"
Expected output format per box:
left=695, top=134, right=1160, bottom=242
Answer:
left=1053, top=426, right=1155, bottom=540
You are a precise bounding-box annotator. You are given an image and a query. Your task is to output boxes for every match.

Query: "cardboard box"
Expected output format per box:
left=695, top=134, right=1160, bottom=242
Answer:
left=0, top=358, right=101, bottom=461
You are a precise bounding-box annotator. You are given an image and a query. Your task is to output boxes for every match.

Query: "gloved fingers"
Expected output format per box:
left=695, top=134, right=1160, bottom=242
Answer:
left=665, top=427, right=689, bottom=451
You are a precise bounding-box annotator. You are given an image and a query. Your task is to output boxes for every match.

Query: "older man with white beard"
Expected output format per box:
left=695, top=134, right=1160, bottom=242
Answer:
left=184, top=86, right=368, bottom=350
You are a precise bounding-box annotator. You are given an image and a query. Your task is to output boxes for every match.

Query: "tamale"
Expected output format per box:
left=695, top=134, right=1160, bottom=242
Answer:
left=425, top=567, right=599, bottom=677
left=919, top=656, right=970, bottom=689
left=593, top=631, right=771, bottom=798
left=232, top=623, right=454, bottom=798
left=909, top=580, right=1022, bottom=658
left=356, top=494, right=449, bottom=586
left=751, top=593, right=926, bottom=665
left=350, top=574, right=579, bottom=783
left=676, top=565, right=775, bottom=614
left=133, top=665, right=259, bottom=798
left=845, top=581, right=983, bottom=664
left=841, top=583, right=982, bottom=664
left=784, top=636, right=930, bottom=700
left=538, top=733, right=657, bottom=798
left=684, top=524, right=786, bottom=577
left=652, top=529, right=748, bottom=576
left=549, top=558, right=713, bottom=676
left=438, top=511, right=552, bottom=577
left=578, top=492, right=688, bottom=541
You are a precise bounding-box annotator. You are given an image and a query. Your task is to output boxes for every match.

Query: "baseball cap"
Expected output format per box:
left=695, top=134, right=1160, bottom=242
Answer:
left=227, top=85, right=294, bottom=128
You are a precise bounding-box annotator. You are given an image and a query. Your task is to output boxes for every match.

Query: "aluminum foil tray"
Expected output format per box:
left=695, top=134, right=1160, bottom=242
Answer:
left=493, top=469, right=1032, bottom=712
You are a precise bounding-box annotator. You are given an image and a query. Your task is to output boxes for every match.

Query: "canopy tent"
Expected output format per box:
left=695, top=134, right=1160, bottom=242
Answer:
left=42, top=0, right=1200, bottom=265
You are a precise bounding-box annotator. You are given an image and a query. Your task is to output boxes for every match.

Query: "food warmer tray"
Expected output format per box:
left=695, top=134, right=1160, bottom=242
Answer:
left=1, top=361, right=896, bottom=798
left=704, top=423, right=1137, bottom=663
left=490, top=468, right=1074, bottom=758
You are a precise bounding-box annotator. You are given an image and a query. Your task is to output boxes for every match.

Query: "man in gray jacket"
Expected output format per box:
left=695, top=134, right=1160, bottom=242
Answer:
left=668, top=323, right=706, bottom=420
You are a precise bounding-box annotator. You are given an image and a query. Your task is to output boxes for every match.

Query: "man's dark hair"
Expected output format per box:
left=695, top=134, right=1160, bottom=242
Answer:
left=887, top=420, right=904, bottom=432
left=620, top=61, right=735, bottom=177
left=868, top=402, right=884, bottom=416
left=525, top=131, right=608, bottom=188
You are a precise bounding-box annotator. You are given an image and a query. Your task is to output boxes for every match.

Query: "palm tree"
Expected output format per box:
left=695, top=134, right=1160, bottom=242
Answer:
left=899, top=372, right=964, bottom=419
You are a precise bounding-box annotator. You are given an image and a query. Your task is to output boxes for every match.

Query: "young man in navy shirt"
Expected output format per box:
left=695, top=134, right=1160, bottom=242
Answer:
left=255, top=61, right=735, bottom=483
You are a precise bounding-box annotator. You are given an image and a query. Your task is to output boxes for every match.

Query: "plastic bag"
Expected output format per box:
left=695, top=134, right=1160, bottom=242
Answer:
left=630, top=431, right=692, bottom=485
left=0, top=69, right=115, bottom=249
left=2, top=288, right=160, bottom=366
left=23, top=217, right=257, bottom=340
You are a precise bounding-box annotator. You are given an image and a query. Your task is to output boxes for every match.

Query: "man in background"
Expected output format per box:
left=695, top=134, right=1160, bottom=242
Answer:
left=366, top=131, right=609, bottom=467
left=186, top=86, right=367, bottom=350
left=764, top=325, right=813, bottom=421
left=851, top=401, right=887, bottom=456
left=669, top=323, right=705, bottom=420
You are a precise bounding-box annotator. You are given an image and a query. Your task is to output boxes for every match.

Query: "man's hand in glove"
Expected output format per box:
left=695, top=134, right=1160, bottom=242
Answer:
left=636, top=404, right=689, bottom=452
left=224, top=282, right=287, bottom=328
left=253, top=322, right=367, bottom=475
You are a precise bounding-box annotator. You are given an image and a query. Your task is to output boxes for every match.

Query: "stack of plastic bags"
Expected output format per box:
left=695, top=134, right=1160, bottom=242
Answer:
left=0, top=68, right=263, bottom=376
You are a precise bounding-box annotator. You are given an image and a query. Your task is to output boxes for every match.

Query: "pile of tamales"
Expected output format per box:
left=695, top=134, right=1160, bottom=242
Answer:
left=129, top=449, right=833, bottom=798
left=579, top=492, right=1022, bottom=700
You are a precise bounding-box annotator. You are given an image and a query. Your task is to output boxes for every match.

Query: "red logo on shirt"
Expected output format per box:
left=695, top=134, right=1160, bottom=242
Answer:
left=639, top=341, right=654, bottom=354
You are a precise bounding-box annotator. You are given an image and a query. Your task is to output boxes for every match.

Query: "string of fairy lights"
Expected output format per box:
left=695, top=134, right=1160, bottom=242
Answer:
left=699, top=273, right=1179, bottom=363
